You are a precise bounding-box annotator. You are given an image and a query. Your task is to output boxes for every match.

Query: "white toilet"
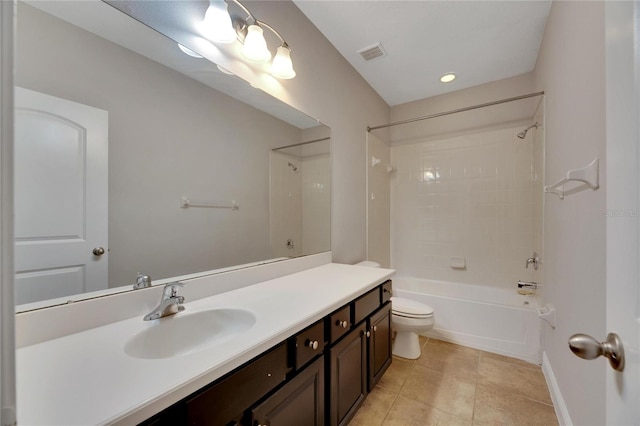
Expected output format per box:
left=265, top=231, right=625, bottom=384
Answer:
left=353, top=261, right=435, bottom=359
left=390, top=296, right=435, bottom=359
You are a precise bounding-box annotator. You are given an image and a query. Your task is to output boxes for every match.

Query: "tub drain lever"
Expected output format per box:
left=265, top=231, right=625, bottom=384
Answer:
left=536, top=304, right=556, bottom=329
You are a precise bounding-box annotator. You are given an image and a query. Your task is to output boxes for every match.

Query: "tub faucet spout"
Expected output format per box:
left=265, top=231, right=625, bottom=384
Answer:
left=518, top=280, right=540, bottom=290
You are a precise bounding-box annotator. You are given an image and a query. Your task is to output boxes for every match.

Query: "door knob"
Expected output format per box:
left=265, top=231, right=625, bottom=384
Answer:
left=568, top=333, right=625, bottom=371
left=92, top=247, right=105, bottom=256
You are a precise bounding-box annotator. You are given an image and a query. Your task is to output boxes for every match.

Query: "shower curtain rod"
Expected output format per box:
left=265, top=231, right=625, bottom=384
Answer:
left=367, top=91, right=545, bottom=132
left=272, top=136, right=330, bottom=151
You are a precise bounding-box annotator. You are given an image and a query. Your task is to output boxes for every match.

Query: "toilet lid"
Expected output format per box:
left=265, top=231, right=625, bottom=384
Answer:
left=391, top=297, right=434, bottom=318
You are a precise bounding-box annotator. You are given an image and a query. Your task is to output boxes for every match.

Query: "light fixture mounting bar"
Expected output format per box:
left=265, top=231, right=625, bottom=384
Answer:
left=255, top=20, right=287, bottom=47
left=226, top=0, right=290, bottom=48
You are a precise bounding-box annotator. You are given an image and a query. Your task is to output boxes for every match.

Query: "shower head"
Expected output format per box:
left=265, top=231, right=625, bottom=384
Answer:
left=288, top=162, right=298, bottom=172
left=517, top=122, right=539, bottom=140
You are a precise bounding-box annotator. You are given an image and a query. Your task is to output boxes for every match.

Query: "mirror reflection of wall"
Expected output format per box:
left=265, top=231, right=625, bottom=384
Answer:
left=14, top=2, right=330, bottom=308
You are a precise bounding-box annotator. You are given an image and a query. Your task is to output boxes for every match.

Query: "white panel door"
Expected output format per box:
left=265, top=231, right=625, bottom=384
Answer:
left=14, top=88, right=108, bottom=305
left=604, top=2, right=639, bottom=424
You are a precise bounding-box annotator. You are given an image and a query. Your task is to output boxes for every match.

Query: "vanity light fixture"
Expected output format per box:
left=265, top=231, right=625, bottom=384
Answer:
left=440, top=73, right=456, bottom=83
left=198, top=0, right=296, bottom=79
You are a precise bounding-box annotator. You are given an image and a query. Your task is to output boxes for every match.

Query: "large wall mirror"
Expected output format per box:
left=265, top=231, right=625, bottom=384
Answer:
left=14, top=1, right=331, bottom=311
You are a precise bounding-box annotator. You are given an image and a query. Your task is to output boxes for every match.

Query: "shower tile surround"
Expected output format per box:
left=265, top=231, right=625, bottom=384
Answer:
left=350, top=337, right=557, bottom=425
left=269, top=152, right=330, bottom=259
left=391, top=125, right=543, bottom=290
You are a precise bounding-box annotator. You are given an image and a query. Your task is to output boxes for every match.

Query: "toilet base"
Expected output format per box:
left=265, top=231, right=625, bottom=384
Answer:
left=392, top=331, right=422, bottom=359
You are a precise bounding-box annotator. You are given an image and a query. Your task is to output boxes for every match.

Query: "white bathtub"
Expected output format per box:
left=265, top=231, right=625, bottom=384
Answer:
left=393, top=277, right=542, bottom=364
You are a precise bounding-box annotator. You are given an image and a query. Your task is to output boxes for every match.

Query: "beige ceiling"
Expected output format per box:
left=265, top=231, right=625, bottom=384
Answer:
left=293, top=0, right=552, bottom=106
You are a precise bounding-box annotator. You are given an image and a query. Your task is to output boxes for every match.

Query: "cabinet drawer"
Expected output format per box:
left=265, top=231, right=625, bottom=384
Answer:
left=295, top=320, right=325, bottom=369
left=252, top=356, right=325, bottom=426
left=381, top=280, right=392, bottom=304
left=186, top=343, right=289, bottom=425
left=353, top=288, right=380, bottom=324
left=329, top=305, right=351, bottom=343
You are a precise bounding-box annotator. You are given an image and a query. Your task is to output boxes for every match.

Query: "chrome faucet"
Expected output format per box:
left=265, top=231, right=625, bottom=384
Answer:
left=143, top=282, right=185, bottom=321
left=525, top=252, right=540, bottom=270
left=518, top=280, right=540, bottom=290
left=134, top=273, right=152, bottom=290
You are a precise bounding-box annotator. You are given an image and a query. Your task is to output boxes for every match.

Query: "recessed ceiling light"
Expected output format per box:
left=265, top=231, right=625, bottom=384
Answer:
left=440, top=73, right=456, bottom=83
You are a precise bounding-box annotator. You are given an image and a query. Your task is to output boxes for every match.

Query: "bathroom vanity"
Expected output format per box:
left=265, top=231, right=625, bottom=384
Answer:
left=143, top=279, right=392, bottom=426
left=16, top=263, right=394, bottom=425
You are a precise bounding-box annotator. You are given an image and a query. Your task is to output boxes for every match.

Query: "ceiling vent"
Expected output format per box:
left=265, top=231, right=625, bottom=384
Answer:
left=357, top=43, right=386, bottom=62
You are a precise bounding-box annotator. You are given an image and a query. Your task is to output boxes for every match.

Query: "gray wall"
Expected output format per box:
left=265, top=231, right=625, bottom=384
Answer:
left=534, top=2, right=607, bottom=424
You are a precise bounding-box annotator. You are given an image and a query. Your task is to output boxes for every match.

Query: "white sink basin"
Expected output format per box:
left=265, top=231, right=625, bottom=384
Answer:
left=124, top=308, right=256, bottom=359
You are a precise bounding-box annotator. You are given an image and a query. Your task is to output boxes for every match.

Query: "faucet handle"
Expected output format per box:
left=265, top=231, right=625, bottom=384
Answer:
left=525, top=252, right=540, bottom=270
left=163, top=282, right=184, bottom=298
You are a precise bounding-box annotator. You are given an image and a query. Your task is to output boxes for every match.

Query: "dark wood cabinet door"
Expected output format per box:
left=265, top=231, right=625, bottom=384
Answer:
left=251, top=356, right=324, bottom=426
left=368, top=303, right=392, bottom=391
left=329, top=323, right=367, bottom=426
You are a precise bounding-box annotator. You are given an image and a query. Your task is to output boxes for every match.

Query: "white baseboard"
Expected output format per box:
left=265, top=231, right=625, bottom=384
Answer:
left=542, top=351, right=572, bottom=426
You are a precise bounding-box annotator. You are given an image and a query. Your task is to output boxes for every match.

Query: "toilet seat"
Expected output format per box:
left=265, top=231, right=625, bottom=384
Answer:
left=391, top=297, right=434, bottom=319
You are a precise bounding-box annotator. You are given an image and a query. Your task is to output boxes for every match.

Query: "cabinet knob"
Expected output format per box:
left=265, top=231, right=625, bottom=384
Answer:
left=372, top=325, right=377, bottom=332
left=336, top=319, right=348, bottom=329
left=365, top=331, right=371, bottom=338
left=306, top=339, right=319, bottom=350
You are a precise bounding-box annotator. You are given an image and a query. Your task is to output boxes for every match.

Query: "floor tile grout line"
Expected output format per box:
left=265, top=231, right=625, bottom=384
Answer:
left=375, top=339, right=557, bottom=425
left=399, top=361, right=477, bottom=422
left=379, top=386, right=402, bottom=426
left=471, top=351, right=481, bottom=424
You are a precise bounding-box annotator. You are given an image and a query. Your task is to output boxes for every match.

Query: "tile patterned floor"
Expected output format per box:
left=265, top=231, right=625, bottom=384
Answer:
left=350, top=337, right=558, bottom=426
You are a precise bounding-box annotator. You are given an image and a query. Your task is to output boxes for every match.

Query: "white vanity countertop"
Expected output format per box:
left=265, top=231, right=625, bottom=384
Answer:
left=16, top=263, right=394, bottom=425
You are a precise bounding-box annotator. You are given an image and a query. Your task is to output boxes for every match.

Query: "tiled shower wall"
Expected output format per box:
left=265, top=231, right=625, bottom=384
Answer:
left=270, top=152, right=331, bottom=259
left=391, top=125, right=542, bottom=290
left=301, top=155, right=331, bottom=255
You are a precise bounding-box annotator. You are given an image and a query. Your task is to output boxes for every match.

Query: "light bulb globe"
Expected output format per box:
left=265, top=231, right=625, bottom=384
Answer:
left=242, top=25, right=271, bottom=63
left=271, top=46, right=296, bottom=79
left=202, top=1, right=236, bottom=43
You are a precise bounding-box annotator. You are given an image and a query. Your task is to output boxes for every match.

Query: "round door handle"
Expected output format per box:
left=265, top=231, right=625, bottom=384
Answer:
left=336, top=320, right=348, bottom=329
left=306, top=339, right=319, bottom=350
left=92, top=247, right=105, bottom=256
left=568, top=332, right=625, bottom=371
